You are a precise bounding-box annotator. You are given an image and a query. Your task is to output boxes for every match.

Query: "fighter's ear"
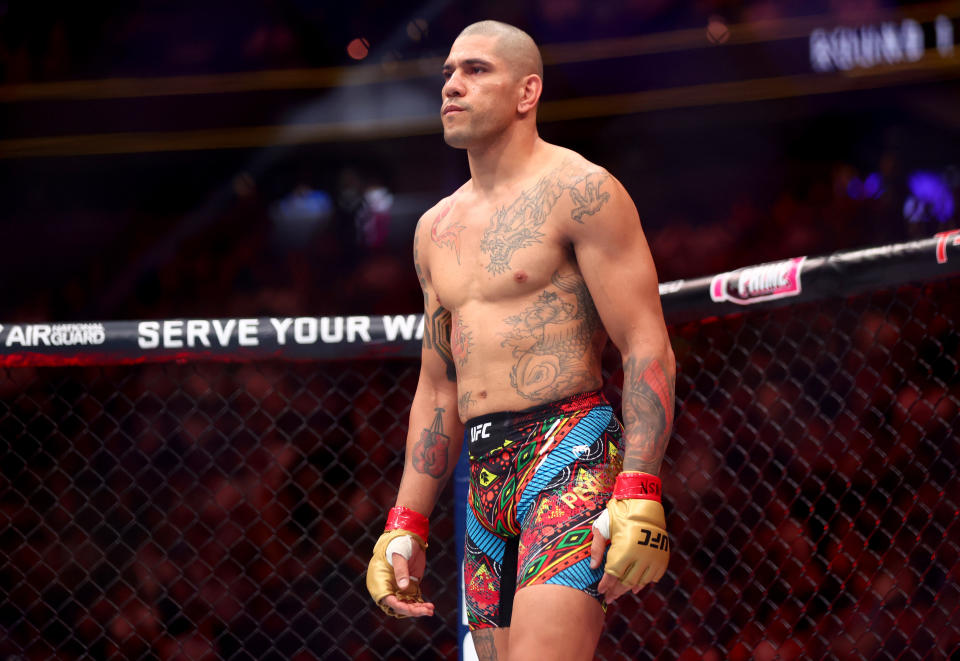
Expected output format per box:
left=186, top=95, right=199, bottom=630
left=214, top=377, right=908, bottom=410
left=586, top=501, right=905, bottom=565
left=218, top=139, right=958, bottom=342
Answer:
left=517, top=74, right=542, bottom=115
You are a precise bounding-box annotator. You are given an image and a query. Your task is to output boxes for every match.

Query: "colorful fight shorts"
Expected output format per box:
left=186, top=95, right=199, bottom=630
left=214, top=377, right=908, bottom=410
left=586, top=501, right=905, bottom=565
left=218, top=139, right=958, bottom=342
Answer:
left=463, top=390, right=624, bottom=631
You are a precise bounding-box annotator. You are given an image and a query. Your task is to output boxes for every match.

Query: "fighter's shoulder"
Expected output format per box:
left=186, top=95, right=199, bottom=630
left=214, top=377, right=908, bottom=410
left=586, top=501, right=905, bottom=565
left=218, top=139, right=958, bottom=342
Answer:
left=415, top=182, right=470, bottom=235
left=551, top=146, right=615, bottom=182
left=545, top=148, right=638, bottom=237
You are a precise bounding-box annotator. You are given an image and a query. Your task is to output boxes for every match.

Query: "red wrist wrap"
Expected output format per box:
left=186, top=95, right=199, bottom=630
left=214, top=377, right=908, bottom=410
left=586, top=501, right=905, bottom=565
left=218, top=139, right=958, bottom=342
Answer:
left=613, top=472, right=662, bottom=502
left=385, top=506, right=429, bottom=541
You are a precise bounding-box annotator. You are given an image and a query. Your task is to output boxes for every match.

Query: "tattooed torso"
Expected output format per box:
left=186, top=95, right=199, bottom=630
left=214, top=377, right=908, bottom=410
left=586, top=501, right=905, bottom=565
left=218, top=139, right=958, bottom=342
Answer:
left=415, top=147, right=622, bottom=420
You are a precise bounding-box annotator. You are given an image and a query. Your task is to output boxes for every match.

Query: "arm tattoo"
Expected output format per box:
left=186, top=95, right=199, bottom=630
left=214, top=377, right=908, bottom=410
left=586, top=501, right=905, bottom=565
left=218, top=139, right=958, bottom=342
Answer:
left=500, top=270, right=601, bottom=402
left=451, top=315, right=472, bottom=368
left=413, top=228, right=429, bottom=309
left=568, top=171, right=611, bottom=223
left=412, top=408, right=450, bottom=478
left=417, top=233, right=432, bottom=351
left=621, top=356, right=675, bottom=474
left=431, top=197, right=466, bottom=264
left=421, top=317, right=432, bottom=350
left=471, top=629, right=498, bottom=661
left=430, top=306, right=456, bottom=382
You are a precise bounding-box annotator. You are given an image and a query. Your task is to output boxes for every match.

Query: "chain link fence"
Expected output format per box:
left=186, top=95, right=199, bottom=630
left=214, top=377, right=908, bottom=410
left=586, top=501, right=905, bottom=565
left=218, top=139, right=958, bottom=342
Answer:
left=2, top=277, right=958, bottom=659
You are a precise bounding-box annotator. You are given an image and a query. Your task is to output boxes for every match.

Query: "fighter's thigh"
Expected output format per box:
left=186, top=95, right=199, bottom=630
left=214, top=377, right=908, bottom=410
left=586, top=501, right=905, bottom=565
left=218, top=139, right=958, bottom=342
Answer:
left=507, top=584, right=604, bottom=661
left=469, top=627, right=510, bottom=661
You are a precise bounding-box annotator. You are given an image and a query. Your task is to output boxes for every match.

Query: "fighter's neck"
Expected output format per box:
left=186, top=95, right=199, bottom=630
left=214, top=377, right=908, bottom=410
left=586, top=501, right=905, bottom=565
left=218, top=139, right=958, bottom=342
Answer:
left=466, top=129, right=545, bottom=193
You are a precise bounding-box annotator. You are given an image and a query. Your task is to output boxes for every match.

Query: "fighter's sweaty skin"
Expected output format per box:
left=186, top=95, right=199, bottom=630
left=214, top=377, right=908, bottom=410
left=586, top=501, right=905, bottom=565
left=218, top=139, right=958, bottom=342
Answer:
left=423, top=157, right=616, bottom=420
left=500, top=269, right=601, bottom=403
left=431, top=193, right=467, bottom=265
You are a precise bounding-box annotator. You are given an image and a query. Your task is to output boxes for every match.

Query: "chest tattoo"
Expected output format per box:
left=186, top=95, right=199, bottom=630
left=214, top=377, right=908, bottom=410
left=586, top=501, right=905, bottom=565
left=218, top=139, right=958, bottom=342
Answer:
left=479, top=169, right=612, bottom=274
left=431, top=197, right=466, bottom=264
left=480, top=176, right=565, bottom=275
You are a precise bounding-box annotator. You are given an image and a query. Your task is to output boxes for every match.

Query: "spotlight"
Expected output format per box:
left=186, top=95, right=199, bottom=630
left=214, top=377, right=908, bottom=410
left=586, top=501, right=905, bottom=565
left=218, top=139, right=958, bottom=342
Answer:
left=347, top=37, right=370, bottom=60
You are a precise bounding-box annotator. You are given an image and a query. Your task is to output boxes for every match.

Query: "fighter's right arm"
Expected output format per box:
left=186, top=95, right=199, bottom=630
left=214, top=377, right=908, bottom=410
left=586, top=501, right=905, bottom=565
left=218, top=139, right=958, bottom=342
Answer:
left=368, top=209, right=464, bottom=618
left=395, top=210, right=464, bottom=515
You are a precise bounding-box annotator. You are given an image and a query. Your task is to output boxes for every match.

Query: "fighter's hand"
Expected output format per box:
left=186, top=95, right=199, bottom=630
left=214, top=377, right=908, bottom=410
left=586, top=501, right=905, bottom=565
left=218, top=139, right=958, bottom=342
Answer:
left=589, top=472, right=670, bottom=604
left=366, top=528, right=435, bottom=618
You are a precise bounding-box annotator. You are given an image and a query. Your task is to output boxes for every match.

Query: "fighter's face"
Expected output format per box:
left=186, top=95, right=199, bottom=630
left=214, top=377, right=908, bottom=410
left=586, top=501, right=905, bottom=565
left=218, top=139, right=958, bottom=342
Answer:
left=441, top=35, right=519, bottom=149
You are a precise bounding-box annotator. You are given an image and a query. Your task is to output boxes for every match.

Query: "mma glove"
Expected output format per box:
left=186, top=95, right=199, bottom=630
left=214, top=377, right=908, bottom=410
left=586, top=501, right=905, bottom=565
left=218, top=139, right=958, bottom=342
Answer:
left=593, top=471, right=670, bottom=588
left=366, top=506, right=429, bottom=617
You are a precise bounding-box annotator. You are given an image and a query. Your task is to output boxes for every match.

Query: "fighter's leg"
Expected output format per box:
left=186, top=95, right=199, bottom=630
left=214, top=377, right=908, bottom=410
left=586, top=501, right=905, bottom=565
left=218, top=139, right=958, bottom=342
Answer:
left=464, top=507, right=518, bottom=660
left=470, top=627, right=510, bottom=661
left=506, top=406, right=621, bottom=659
left=508, top=583, right=604, bottom=661
left=504, top=483, right=609, bottom=660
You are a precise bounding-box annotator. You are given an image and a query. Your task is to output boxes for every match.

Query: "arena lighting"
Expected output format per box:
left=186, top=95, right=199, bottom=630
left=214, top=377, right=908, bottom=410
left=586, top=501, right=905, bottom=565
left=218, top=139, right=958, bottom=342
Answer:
left=904, top=171, right=956, bottom=224
left=846, top=173, right=884, bottom=200
left=347, top=37, right=371, bottom=60
left=810, top=14, right=955, bottom=73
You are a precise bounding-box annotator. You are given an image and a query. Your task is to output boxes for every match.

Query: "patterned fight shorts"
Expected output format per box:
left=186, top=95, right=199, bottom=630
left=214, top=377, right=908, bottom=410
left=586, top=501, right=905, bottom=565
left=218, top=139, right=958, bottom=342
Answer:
left=463, top=390, right=624, bottom=631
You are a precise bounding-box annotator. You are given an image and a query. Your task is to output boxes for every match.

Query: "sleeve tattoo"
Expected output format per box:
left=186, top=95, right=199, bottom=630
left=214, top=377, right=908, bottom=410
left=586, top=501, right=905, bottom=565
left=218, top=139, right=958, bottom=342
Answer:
left=430, top=306, right=457, bottom=382
left=621, top=356, right=675, bottom=474
left=412, top=408, right=451, bottom=478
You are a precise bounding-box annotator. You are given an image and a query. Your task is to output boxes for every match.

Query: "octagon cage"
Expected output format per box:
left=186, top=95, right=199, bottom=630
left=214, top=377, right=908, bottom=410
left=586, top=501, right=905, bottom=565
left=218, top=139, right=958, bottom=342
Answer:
left=1, top=234, right=958, bottom=660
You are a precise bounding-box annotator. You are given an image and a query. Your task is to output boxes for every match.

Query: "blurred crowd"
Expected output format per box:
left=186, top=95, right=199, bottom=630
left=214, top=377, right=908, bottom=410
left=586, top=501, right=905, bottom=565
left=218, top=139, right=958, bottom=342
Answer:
left=0, top=0, right=907, bottom=83
left=4, top=150, right=958, bottom=325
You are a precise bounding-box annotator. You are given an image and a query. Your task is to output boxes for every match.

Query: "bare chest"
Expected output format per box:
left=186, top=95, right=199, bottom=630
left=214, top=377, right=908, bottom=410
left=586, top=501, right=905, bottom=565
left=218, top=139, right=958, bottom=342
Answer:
left=426, top=188, right=573, bottom=309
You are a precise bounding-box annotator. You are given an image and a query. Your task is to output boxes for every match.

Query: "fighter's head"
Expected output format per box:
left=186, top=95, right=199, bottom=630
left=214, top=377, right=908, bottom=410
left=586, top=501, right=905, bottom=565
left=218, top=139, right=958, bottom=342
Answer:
left=441, top=21, right=543, bottom=149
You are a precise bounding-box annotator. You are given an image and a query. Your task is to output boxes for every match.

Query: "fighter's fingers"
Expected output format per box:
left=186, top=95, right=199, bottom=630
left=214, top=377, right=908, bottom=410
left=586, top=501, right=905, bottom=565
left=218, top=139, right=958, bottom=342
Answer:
left=623, top=562, right=652, bottom=590
left=603, top=580, right=632, bottom=604
left=392, top=552, right=411, bottom=589
left=597, top=571, right=619, bottom=597
left=652, top=563, right=667, bottom=583
left=381, top=594, right=435, bottom=618
left=589, top=529, right=608, bottom=570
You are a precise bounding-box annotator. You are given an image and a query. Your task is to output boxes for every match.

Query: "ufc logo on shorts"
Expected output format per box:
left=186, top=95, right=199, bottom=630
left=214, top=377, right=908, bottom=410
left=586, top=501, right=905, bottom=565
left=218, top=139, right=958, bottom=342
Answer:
left=470, top=422, right=491, bottom=442
left=637, top=528, right=670, bottom=551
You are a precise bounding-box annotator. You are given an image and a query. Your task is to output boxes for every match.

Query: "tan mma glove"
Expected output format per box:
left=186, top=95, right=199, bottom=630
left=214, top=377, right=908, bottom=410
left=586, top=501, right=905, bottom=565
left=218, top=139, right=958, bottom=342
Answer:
left=366, top=506, right=428, bottom=617
left=593, top=471, right=670, bottom=588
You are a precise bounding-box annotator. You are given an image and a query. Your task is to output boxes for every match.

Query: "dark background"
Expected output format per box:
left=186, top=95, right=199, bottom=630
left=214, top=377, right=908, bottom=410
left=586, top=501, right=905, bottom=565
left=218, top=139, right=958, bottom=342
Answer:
left=1, top=0, right=959, bottom=324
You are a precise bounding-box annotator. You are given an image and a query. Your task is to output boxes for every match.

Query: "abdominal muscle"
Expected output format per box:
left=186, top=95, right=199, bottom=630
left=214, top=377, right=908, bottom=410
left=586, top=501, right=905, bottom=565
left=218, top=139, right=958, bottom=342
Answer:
left=451, top=270, right=607, bottom=421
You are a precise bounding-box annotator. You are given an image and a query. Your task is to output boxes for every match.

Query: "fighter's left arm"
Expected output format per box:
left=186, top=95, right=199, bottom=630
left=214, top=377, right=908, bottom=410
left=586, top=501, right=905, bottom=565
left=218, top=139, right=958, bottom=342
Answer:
left=565, top=168, right=676, bottom=472
left=566, top=168, right=676, bottom=603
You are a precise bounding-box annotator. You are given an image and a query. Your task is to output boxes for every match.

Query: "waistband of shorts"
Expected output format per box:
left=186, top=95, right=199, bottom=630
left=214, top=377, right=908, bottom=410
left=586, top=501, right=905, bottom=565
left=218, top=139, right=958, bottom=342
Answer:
left=464, top=390, right=608, bottom=435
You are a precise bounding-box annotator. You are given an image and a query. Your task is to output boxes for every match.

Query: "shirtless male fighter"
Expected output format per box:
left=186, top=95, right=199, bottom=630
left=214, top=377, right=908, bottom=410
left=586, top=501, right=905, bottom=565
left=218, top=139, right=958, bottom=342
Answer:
left=366, top=20, right=675, bottom=660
